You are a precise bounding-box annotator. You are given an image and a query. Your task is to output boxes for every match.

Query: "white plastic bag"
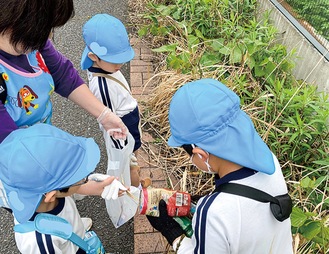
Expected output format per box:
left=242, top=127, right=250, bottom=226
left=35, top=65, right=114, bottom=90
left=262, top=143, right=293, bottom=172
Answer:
left=102, top=130, right=140, bottom=227
left=103, top=130, right=134, bottom=186
left=106, top=186, right=140, bottom=228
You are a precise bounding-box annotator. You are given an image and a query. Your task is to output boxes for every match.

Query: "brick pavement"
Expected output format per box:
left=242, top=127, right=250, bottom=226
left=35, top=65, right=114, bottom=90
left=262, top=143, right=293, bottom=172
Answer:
left=130, top=37, right=174, bottom=254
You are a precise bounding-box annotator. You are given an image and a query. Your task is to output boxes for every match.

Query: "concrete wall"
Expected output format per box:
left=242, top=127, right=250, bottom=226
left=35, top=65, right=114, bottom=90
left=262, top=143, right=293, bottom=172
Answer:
left=257, top=0, right=329, bottom=92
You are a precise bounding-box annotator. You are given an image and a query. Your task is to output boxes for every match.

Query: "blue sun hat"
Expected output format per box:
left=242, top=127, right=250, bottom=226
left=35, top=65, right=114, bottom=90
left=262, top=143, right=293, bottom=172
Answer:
left=168, top=78, right=275, bottom=175
left=0, top=124, right=100, bottom=223
left=81, top=13, right=135, bottom=69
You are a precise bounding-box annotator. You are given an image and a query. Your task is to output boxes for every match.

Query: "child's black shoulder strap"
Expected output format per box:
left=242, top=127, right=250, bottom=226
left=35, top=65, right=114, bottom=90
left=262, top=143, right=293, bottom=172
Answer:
left=215, top=183, right=278, bottom=203
left=214, top=182, right=292, bottom=222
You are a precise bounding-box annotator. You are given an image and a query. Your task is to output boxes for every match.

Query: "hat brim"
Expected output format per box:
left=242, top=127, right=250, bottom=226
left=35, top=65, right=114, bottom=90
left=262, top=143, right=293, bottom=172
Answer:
left=168, top=135, right=182, bottom=147
left=81, top=46, right=93, bottom=70
left=168, top=110, right=275, bottom=175
left=3, top=182, right=43, bottom=223
left=98, top=46, right=135, bottom=64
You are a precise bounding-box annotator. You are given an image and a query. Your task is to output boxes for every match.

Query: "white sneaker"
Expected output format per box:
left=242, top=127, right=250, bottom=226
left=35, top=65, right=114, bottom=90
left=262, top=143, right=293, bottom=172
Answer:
left=81, top=217, right=93, bottom=231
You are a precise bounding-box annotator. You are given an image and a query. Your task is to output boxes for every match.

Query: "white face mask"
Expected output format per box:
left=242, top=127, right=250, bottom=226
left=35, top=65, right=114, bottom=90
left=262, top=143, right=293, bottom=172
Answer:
left=204, top=156, right=217, bottom=174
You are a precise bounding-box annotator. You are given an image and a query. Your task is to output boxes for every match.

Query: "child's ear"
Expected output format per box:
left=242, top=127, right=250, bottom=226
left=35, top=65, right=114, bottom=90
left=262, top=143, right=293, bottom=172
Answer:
left=193, top=147, right=209, bottom=161
left=44, top=191, right=57, bottom=203
left=87, top=52, right=98, bottom=61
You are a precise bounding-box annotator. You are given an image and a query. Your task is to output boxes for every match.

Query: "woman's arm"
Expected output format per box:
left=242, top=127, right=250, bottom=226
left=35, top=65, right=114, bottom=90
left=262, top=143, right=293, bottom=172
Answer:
left=40, top=40, right=84, bottom=97
left=68, top=84, right=127, bottom=139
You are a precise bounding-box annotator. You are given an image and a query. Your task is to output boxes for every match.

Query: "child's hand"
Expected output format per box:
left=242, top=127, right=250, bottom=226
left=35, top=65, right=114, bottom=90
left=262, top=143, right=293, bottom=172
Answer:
left=75, top=174, right=116, bottom=196
left=101, top=179, right=127, bottom=200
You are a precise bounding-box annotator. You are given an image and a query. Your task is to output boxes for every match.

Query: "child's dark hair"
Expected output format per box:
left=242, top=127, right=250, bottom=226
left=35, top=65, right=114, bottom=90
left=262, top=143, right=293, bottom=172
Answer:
left=59, top=187, right=70, bottom=193
left=0, top=0, right=74, bottom=52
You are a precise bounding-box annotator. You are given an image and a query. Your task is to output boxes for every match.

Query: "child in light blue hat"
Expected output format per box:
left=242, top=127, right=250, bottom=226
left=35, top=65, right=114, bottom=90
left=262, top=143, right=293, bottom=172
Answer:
left=81, top=14, right=142, bottom=188
left=146, top=79, right=293, bottom=253
left=0, top=123, right=125, bottom=253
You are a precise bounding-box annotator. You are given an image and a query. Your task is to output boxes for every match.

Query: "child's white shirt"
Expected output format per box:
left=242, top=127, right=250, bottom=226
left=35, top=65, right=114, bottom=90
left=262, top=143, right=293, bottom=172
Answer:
left=14, top=197, right=85, bottom=254
left=87, top=70, right=137, bottom=117
left=174, top=154, right=293, bottom=254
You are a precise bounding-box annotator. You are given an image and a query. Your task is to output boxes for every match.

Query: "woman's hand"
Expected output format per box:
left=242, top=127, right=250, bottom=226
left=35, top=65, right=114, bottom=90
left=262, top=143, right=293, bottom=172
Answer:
left=68, top=84, right=128, bottom=139
left=97, top=107, right=128, bottom=140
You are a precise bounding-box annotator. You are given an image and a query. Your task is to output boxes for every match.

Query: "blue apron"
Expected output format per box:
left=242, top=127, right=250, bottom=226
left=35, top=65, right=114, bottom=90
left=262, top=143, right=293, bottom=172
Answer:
left=0, top=51, right=54, bottom=128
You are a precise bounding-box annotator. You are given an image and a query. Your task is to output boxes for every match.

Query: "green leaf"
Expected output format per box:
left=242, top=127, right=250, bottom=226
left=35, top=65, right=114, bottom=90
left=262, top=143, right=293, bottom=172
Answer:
left=138, top=27, right=148, bottom=37
left=217, top=46, right=231, bottom=55
left=246, top=55, right=255, bottom=70
left=200, top=53, right=221, bottom=66
left=195, top=29, right=205, bottom=39
left=154, top=4, right=172, bottom=16
left=300, top=177, right=314, bottom=188
left=210, top=39, right=225, bottom=51
left=300, top=221, right=322, bottom=240
left=188, top=35, right=199, bottom=48
left=254, top=65, right=265, bottom=77
left=290, top=207, right=308, bottom=227
left=230, top=46, right=243, bottom=64
left=152, top=44, right=178, bottom=53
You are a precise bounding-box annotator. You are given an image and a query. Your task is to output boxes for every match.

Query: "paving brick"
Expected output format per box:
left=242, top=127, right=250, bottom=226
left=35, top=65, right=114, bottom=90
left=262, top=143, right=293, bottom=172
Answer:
left=131, top=72, right=143, bottom=88
left=134, top=232, right=170, bottom=253
left=141, top=47, right=153, bottom=55
left=142, top=73, right=154, bottom=84
left=130, top=59, right=152, bottom=67
left=137, top=156, right=151, bottom=169
left=131, top=65, right=154, bottom=73
left=131, top=36, right=175, bottom=254
left=133, top=48, right=141, bottom=59
left=134, top=214, right=154, bottom=234
left=141, top=54, right=153, bottom=61
left=151, top=180, right=168, bottom=188
left=139, top=165, right=166, bottom=181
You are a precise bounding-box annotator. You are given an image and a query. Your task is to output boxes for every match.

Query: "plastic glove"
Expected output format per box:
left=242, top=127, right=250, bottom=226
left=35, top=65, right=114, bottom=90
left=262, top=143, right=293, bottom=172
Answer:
left=101, top=179, right=127, bottom=200
left=130, top=153, right=138, bottom=167
left=97, top=107, right=128, bottom=139
left=146, top=199, right=185, bottom=245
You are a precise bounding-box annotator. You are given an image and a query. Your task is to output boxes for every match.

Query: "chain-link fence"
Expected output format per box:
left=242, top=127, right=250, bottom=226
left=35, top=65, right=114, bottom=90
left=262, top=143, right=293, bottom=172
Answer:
left=281, top=0, right=329, bottom=50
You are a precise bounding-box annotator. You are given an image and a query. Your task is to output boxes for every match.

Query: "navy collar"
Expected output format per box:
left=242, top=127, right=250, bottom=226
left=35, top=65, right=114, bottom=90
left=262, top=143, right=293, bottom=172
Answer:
left=215, top=167, right=257, bottom=187
left=29, top=198, right=65, bottom=221
left=88, top=66, right=113, bottom=74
